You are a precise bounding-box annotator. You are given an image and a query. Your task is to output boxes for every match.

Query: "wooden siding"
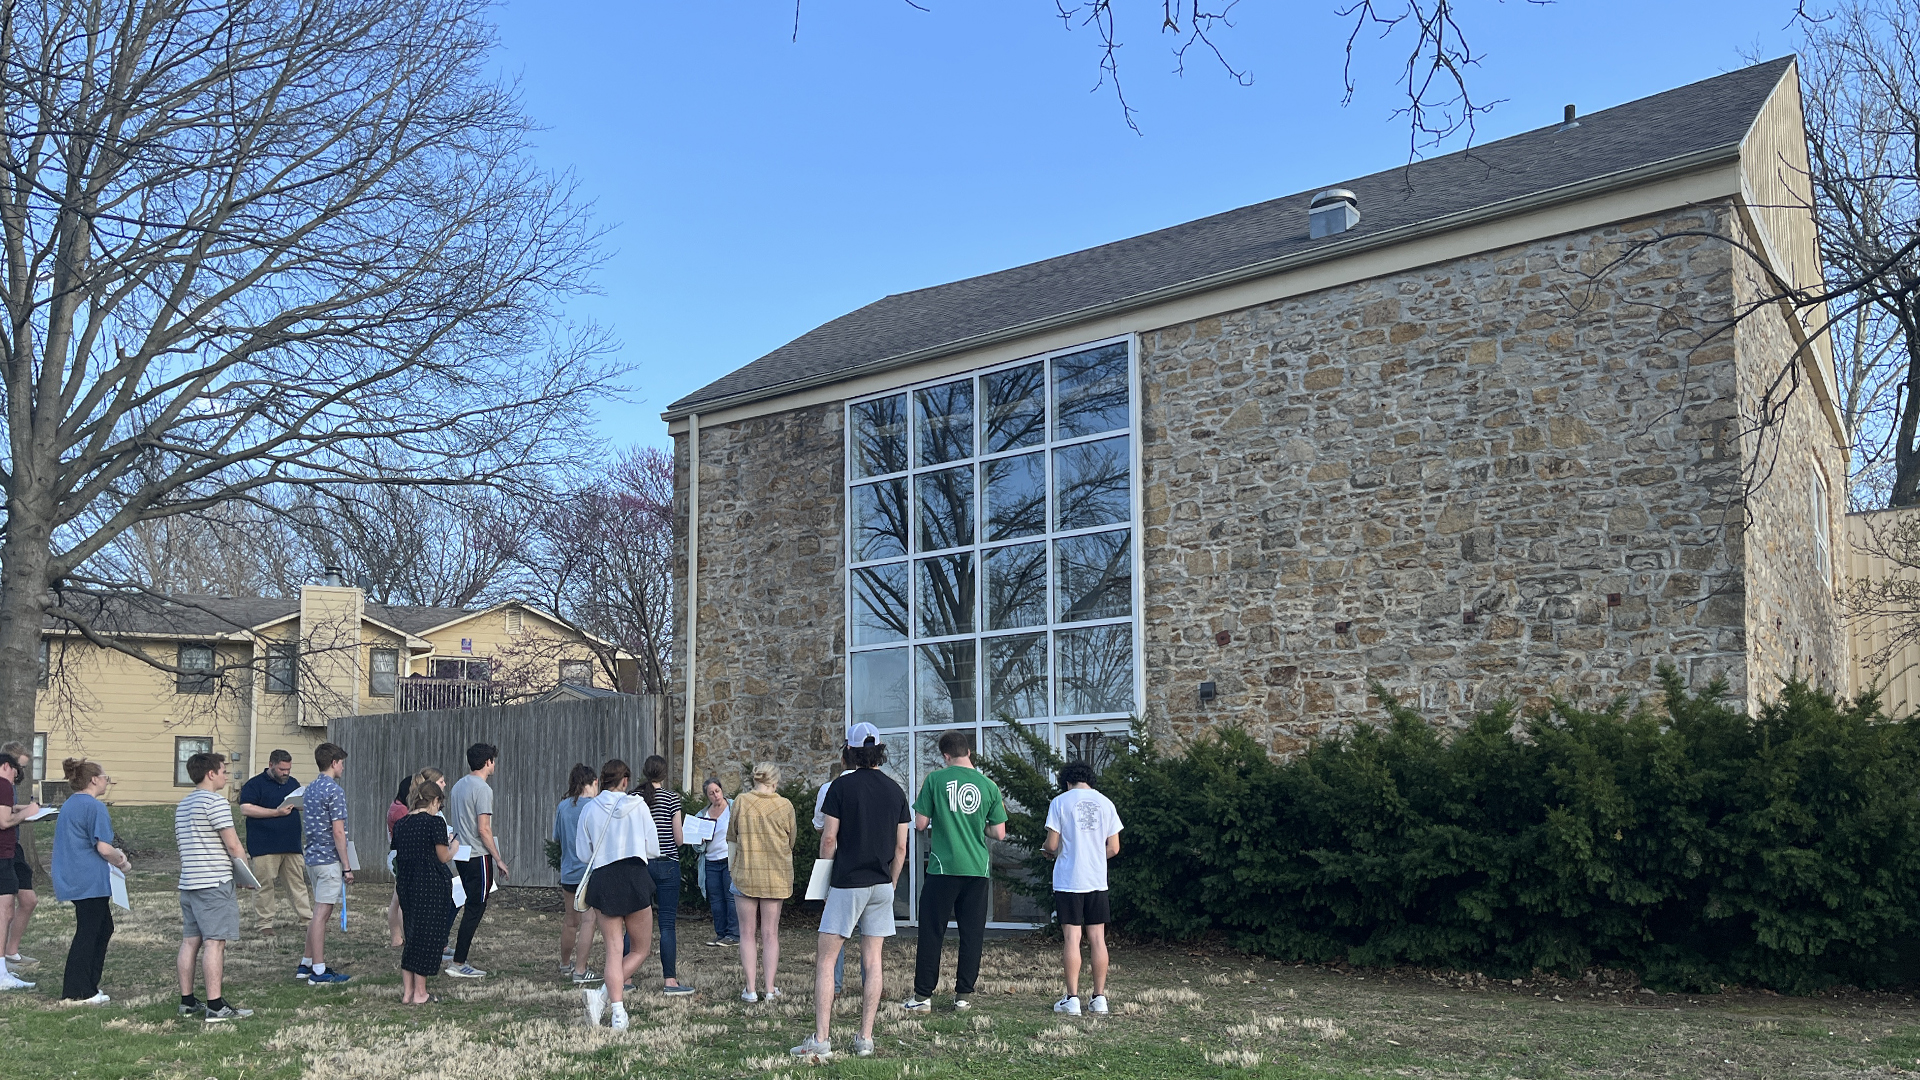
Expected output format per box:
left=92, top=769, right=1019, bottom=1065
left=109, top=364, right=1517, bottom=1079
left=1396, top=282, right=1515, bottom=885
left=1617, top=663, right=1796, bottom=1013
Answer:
left=331, top=694, right=661, bottom=887
left=1846, top=508, right=1920, bottom=716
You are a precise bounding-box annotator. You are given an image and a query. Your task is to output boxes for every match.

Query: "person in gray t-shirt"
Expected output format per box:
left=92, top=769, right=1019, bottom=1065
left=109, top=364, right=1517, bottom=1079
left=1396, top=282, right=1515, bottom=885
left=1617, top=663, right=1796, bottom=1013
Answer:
left=446, top=744, right=506, bottom=977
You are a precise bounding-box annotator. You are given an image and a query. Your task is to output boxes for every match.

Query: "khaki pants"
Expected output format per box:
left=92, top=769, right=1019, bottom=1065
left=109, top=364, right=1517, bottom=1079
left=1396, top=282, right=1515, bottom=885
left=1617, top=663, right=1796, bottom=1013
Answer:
left=251, top=852, right=314, bottom=930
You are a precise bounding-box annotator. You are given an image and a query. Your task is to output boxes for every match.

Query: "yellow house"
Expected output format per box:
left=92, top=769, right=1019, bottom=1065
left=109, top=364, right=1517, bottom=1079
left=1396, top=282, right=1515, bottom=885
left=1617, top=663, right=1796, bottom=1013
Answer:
left=30, top=581, right=626, bottom=805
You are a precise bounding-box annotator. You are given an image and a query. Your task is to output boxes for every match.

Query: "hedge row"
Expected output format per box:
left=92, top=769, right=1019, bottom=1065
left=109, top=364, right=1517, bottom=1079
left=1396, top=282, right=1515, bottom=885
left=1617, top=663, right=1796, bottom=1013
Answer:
left=987, top=670, right=1920, bottom=992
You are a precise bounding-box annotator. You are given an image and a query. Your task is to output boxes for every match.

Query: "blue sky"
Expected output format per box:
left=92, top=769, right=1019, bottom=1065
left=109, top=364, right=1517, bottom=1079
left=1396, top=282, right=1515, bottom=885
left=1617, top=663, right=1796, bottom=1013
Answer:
left=484, top=1, right=1804, bottom=449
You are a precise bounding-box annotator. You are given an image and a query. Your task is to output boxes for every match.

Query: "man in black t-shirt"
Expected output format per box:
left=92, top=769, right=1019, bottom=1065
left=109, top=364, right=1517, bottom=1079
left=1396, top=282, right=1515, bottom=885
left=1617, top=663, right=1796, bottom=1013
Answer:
left=792, top=723, right=909, bottom=1062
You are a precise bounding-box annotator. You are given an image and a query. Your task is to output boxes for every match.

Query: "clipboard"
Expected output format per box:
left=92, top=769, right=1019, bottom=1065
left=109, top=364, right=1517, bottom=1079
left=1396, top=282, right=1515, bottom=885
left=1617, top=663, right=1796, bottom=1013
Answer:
left=804, top=858, right=834, bottom=901
left=281, top=785, right=305, bottom=809
left=683, top=816, right=716, bottom=844
left=109, top=866, right=130, bottom=910
left=345, top=840, right=361, bottom=872
left=23, top=806, right=56, bottom=822
left=231, top=857, right=261, bottom=890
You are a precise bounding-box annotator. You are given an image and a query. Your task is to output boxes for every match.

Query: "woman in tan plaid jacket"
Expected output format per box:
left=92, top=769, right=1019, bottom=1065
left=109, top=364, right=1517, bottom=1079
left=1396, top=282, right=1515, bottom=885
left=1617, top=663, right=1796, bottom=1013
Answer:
left=726, top=762, right=795, bottom=1002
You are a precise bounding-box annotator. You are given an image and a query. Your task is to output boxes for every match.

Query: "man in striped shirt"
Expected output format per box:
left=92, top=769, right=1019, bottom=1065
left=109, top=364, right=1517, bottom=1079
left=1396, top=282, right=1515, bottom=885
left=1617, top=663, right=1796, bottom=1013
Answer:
left=175, top=752, right=253, bottom=1022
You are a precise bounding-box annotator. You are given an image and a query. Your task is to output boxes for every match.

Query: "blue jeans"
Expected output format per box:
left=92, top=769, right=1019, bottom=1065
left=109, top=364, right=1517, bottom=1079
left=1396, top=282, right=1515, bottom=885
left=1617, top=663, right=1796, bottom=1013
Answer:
left=704, top=859, right=739, bottom=940
left=647, top=859, right=681, bottom=980
left=832, top=938, right=869, bottom=994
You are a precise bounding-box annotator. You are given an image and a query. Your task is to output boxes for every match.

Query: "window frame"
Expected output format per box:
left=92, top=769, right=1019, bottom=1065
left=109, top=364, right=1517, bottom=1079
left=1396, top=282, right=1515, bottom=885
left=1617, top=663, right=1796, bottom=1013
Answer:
left=174, top=736, right=212, bottom=787
left=265, top=641, right=298, bottom=694
left=558, top=659, right=593, bottom=686
left=36, top=638, right=48, bottom=689
left=176, top=643, right=216, bottom=695
left=843, top=335, right=1143, bottom=930
left=30, top=734, right=45, bottom=783
left=1812, top=467, right=1832, bottom=586
left=369, top=647, right=400, bottom=697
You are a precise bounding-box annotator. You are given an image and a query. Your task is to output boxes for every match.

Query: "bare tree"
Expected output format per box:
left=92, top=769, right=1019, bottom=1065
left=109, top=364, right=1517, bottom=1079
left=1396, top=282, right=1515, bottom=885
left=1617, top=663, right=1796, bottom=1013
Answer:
left=513, top=446, right=674, bottom=694
left=285, top=483, right=530, bottom=608
left=0, top=0, right=619, bottom=751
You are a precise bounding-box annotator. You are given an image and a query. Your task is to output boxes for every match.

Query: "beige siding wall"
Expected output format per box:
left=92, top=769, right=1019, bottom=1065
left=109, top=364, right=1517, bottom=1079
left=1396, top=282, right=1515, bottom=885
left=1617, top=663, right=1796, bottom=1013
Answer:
left=1846, top=507, right=1920, bottom=716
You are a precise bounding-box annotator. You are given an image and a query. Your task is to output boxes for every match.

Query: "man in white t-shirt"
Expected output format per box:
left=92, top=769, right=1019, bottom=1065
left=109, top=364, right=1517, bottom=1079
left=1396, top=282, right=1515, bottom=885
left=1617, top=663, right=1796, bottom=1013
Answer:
left=1042, top=759, right=1122, bottom=1017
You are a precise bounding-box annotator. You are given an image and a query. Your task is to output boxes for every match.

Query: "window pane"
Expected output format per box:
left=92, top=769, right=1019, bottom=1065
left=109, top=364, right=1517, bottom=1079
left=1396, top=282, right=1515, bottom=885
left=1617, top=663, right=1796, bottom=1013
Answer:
left=915, top=381, right=973, bottom=466
left=982, top=362, right=1045, bottom=453
left=178, top=644, right=215, bottom=694
left=175, top=736, right=211, bottom=786
left=851, top=395, right=908, bottom=478
left=1054, top=436, right=1130, bottom=530
left=984, top=542, right=1046, bottom=630
left=371, top=648, right=399, bottom=697
left=1062, top=728, right=1129, bottom=775
left=851, top=563, right=909, bottom=645
left=984, top=453, right=1045, bottom=541
left=852, top=478, right=908, bottom=561
left=916, top=554, right=975, bottom=638
left=850, top=648, right=910, bottom=729
left=1054, top=624, right=1133, bottom=716
left=1055, top=530, right=1132, bottom=623
left=916, top=466, right=973, bottom=552
left=559, top=660, right=593, bottom=685
left=266, top=643, right=297, bottom=694
left=1053, top=343, right=1129, bottom=439
left=986, top=633, right=1047, bottom=721
left=916, top=643, right=977, bottom=726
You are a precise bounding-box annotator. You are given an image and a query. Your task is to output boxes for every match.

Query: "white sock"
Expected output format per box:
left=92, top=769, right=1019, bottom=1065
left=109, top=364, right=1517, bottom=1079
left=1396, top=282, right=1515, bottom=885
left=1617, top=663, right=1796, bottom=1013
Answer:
left=301, top=956, right=313, bottom=967
left=312, top=962, right=326, bottom=975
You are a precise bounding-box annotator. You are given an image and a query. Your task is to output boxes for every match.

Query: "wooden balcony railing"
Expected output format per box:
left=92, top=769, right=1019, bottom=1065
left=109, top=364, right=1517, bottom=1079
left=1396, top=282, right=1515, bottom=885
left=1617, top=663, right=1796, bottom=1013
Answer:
left=397, top=677, right=495, bottom=713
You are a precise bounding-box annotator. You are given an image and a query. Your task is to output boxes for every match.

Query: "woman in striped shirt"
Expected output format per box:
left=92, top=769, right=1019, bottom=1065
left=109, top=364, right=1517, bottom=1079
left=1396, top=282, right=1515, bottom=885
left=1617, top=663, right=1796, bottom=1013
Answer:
left=636, top=755, right=692, bottom=995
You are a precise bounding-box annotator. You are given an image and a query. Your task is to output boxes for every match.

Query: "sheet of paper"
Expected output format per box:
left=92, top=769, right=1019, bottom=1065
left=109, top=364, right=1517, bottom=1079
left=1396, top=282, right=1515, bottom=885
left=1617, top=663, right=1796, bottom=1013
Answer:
left=109, top=866, right=130, bottom=910
left=281, top=785, right=305, bottom=809
left=231, top=857, right=261, bottom=890
left=683, top=816, right=716, bottom=844
left=23, top=805, right=56, bottom=821
left=345, top=840, right=361, bottom=872
left=453, top=844, right=473, bottom=862
left=451, top=875, right=467, bottom=909
left=804, top=858, right=834, bottom=902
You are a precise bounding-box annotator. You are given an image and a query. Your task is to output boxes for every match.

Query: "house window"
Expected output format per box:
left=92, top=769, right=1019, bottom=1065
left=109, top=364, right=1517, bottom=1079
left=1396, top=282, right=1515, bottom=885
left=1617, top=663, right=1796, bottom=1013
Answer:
left=175, top=736, right=212, bottom=786
left=506, top=608, right=525, bottom=634
left=559, top=659, right=593, bottom=686
left=36, top=639, right=48, bottom=688
left=177, top=644, right=215, bottom=694
left=431, top=657, right=490, bottom=680
left=369, top=647, right=399, bottom=697
left=1812, top=469, right=1831, bottom=584
left=30, top=734, right=45, bottom=782
left=265, top=642, right=298, bottom=694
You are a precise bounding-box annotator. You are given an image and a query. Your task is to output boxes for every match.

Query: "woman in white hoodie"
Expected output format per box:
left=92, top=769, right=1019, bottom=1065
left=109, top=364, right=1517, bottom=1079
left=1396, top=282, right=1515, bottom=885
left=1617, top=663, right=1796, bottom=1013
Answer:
left=575, top=759, right=660, bottom=1031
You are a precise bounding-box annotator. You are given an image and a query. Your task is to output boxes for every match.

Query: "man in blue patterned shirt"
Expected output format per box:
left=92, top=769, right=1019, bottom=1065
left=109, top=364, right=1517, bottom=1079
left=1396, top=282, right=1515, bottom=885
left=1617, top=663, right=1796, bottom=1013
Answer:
left=299, top=743, right=352, bottom=984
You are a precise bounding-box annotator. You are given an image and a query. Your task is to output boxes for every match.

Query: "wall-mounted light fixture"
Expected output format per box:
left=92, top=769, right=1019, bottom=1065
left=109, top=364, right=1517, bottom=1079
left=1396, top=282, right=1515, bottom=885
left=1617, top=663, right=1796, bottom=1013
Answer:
left=1199, top=681, right=1217, bottom=705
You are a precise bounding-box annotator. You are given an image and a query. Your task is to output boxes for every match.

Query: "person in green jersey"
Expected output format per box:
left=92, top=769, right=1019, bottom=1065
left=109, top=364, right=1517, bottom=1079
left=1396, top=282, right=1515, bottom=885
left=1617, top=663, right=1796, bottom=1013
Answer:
left=901, top=730, right=1007, bottom=1012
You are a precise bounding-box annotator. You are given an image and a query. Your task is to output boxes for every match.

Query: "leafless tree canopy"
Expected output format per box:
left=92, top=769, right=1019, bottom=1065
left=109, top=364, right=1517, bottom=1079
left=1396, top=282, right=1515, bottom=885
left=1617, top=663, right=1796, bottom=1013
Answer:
left=0, top=0, right=620, bottom=748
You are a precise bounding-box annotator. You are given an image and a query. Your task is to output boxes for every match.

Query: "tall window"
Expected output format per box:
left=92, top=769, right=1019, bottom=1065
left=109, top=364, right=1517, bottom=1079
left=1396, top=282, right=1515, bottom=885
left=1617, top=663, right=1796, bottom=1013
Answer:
left=845, top=339, right=1138, bottom=922
left=177, top=644, right=215, bottom=694
left=265, top=642, right=298, bottom=694
left=369, top=648, right=399, bottom=697
left=175, top=736, right=212, bottom=786
left=30, top=734, right=45, bottom=782
left=1812, top=468, right=1831, bottom=584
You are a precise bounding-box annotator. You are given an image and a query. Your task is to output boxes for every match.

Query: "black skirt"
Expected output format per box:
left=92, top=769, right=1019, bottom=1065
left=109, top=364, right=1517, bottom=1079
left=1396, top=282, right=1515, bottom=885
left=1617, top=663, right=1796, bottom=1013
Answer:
left=583, top=857, right=654, bottom=917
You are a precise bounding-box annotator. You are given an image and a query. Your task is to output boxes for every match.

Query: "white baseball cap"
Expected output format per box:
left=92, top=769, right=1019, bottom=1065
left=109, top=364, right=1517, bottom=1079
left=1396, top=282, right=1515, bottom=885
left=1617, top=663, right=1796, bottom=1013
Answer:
left=846, top=722, right=883, bottom=748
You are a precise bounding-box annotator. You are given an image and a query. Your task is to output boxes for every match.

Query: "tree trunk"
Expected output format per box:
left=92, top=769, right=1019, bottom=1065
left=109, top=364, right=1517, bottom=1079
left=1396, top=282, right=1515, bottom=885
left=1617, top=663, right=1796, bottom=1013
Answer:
left=0, top=506, right=52, bottom=753
left=1891, top=328, right=1920, bottom=507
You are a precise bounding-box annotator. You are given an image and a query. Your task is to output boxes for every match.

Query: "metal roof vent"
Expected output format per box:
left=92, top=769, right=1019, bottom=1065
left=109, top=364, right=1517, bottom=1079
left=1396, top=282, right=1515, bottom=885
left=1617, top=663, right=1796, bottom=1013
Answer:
left=1309, top=188, right=1360, bottom=239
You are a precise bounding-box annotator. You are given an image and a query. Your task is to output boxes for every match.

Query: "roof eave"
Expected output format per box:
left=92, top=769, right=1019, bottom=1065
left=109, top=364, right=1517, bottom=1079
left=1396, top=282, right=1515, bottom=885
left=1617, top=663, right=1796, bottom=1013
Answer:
left=661, top=140, right=1746, bottom=424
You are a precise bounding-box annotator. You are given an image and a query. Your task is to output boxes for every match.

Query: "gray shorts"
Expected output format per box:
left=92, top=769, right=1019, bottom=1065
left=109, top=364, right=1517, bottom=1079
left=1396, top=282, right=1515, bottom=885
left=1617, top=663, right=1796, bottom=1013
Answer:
left=819, top=882, right=896, bottom=939
left=309, top=860, right=345, bottom=905
left=181, top=881, right=240, bottom=941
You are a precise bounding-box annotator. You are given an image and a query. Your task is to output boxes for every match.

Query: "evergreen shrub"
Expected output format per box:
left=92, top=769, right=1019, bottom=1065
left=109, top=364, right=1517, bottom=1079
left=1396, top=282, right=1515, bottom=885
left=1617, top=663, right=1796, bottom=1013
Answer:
left=988, top=670, right=1920, bottom=992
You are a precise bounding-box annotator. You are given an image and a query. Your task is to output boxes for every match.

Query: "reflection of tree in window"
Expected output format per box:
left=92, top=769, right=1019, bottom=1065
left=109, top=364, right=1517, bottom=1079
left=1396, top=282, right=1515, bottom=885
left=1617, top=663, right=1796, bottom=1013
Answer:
left=915, top=382, right=973, bottom=466
left=1056, top=530, right=1131, bottom=622
left=851, top=395, right=908, bottom=478
left=852, top=564, right=909, bottom=644
left=917, top=642, right=976, bottom=725
left=853, top=478, right=908, bottom=561
left=986, top=633, right=1046, bottom=720
left=916, top=554, right=974, bottom=638
left=1054, top=624, right=1132, bottom=715
left=984, top=454, right=1045, bottom=540
left=850, top=649, right=909, bottom=728
left=1063, top=729, right=1125, bottom=775
left=982, top=363, right=1045, bottom=453
left=916, top=466, right=973, bottom=552
left=1053, top=344, right=1129, bottom=439
left=985, top=543, right=1046, bottom=629
left=1054, top=437, right=1129, bottom=531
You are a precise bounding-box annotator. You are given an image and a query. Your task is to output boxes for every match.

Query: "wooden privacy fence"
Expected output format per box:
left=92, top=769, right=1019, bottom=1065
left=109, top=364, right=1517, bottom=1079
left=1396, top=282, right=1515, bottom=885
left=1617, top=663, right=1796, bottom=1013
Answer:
left=332, top=694, right=661, bottom=888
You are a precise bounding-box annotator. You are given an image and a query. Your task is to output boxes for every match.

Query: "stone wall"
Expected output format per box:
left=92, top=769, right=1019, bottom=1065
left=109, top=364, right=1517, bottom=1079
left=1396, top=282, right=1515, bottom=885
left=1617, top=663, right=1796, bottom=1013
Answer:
left=1730, top=229, right=1849, bottom=708
left=1137, top=203, right=1765, bottom=752
left=673, top=403, right=846, bottom=788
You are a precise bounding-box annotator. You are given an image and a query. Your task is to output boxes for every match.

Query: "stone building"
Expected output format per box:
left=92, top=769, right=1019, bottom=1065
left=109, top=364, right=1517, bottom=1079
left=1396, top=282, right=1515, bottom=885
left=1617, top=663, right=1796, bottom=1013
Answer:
left=664, top=58, right=1846, bottom=920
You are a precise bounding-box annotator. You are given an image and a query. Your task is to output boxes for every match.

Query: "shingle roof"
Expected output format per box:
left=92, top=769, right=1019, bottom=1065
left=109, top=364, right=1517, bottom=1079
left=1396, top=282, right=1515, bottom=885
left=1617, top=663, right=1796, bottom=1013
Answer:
left=666, top=57, right=1794, bottom=419
left=42, top=592, right=505, bottom=639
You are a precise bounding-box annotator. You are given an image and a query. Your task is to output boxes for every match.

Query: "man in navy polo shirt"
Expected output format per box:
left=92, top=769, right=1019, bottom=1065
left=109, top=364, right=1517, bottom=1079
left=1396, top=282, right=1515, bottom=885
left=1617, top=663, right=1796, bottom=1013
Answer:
left=238, top=749, right=309, bottom=935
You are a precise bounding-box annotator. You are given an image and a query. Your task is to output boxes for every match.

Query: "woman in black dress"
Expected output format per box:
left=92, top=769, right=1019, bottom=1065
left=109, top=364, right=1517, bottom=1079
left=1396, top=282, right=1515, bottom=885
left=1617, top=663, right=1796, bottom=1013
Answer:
left=393, top=778, right=455, bottom=1005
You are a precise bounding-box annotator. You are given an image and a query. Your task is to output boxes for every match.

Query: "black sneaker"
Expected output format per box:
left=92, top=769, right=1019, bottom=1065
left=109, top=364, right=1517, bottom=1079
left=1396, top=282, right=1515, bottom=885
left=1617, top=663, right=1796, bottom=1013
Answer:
left=178, top=1000, right=204, bottom=1017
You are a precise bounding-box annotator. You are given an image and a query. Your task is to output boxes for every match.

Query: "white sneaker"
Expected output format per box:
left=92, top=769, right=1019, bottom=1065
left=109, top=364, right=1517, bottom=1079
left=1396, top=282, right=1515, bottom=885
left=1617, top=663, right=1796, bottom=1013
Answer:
left=444, top=963, right=486, bottom=978
left=610, top=1002, right=629, bottom=1032
left=790, top=1035, right=832, bottom=1059
left=583, top=985, right=607, bottom=1027
left=740, top=989, right=759, bottom=1003
left=900, top=996, right=931, bottom=1011
left=852, top=1035, right=875, bottom=1057
left=1053, top=994, right=1082, bottom=1015
left=85, top=992, right=110, bottom=1006
left=764, top=986, right=783, bottom=1000
left=0, top=973, right=34, bottom=991
left=1089, top=994, right=1109, bottom=1015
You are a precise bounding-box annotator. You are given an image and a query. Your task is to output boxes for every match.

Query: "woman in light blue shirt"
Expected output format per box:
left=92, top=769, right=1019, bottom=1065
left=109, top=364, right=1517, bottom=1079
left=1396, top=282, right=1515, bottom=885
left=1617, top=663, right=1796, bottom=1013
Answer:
left=552, top=764, right=599, bottom=981
left=695, top=778, right=738, bottom=946
left=52, top=758, right=128, bottom=1004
